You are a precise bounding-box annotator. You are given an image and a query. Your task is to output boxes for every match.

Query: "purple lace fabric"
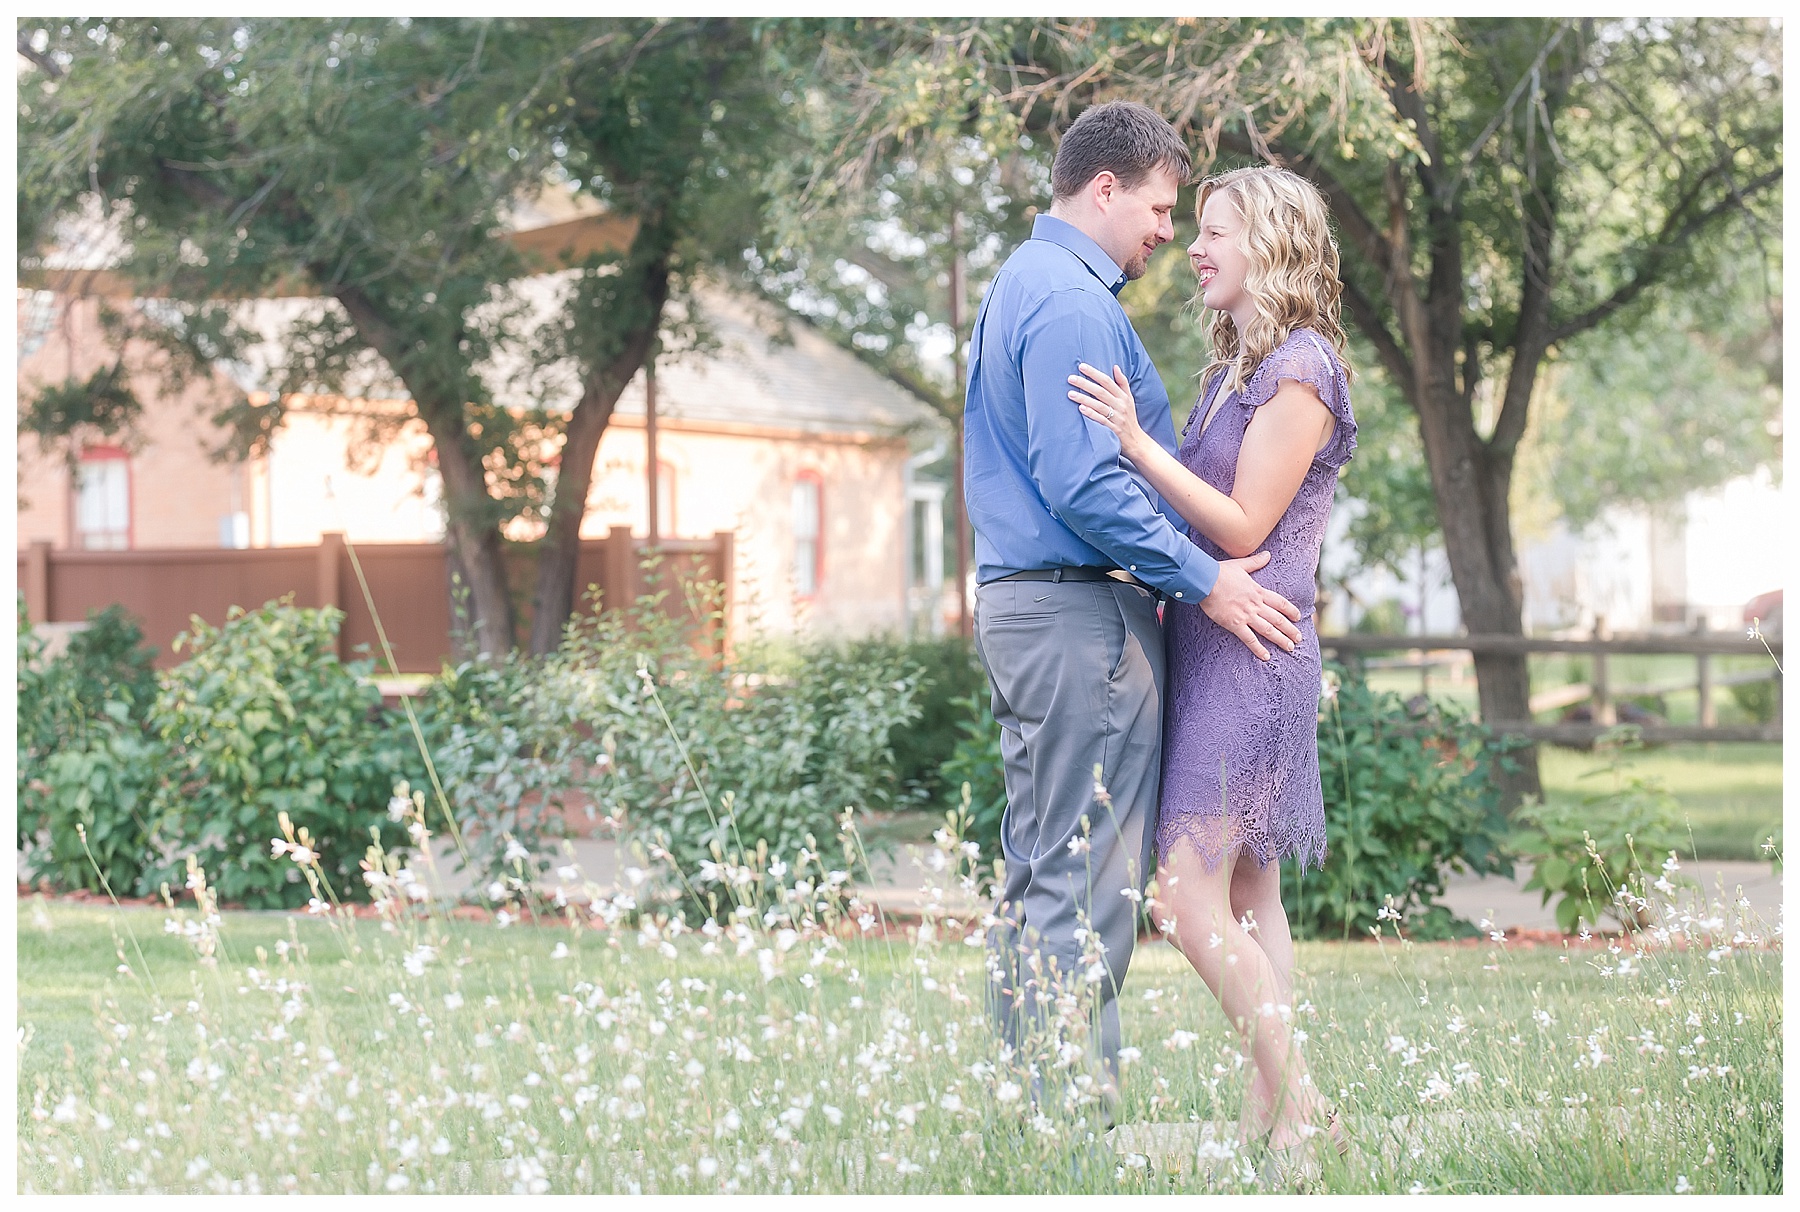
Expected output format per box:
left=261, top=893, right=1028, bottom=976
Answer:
left=1156, top=329, right=1357, bottom=872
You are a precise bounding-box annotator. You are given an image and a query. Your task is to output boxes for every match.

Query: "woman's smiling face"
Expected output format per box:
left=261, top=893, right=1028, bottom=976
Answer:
left=1189, top=189, right=1250, bottom=321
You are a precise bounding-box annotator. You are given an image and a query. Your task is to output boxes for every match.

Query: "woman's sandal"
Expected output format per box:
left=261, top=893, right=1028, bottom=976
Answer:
left=1325, top=1106, right=1351, bottom=1158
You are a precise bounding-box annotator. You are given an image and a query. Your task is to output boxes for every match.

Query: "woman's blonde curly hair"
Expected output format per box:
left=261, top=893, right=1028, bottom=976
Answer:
left=1195, top=165, right=1356, bottom=395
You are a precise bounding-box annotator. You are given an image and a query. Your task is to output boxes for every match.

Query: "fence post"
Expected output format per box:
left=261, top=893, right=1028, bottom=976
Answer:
left=23, top=539, right=52, bottom=625
left=1694, top=613, right=1715, bottom=727
left=318, top=531, right=345, bottom=659
left=1591, top=615, right=1614, bottom=725
left=603, top=527, right=636, bottom=615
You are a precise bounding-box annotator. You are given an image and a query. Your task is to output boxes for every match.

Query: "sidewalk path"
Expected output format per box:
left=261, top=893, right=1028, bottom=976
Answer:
left=424, top=838, right=1781, bottom=932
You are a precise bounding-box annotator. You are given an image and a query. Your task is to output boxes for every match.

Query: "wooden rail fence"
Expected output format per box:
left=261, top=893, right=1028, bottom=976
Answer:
left=1321, top=626, right=1782, bottom=744
left=19, top=529, right=733, bottom=673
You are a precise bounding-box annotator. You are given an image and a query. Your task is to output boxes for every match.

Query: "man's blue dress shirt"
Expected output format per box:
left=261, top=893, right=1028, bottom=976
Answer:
left=964, top=213, right=1221, bottom=603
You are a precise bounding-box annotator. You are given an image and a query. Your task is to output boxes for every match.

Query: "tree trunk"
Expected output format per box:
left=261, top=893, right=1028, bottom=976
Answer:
left=527, top=257, right=671, bottom=655
left=331, top=285, right=518, bottom=657
left=1411, top=377, right=1543, bottom=806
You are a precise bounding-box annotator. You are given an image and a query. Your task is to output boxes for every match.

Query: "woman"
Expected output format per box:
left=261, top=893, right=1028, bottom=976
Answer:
left=1066, top=164, right=1356, bottom=1175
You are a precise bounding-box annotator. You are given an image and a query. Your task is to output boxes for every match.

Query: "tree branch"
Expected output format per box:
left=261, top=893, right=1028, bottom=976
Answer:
left=17, top=29, right=62, bottom=79
left=1376, top=46, right=1441, bottom=198
left=1547, top=164, right=1782, bottom=345
left=1340, top=274, right=1415, bottom=397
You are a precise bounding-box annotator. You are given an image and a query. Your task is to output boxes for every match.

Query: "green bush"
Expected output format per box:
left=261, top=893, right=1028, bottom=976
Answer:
left=937, top=689, right=1005, bottom=869
left=145, top=599, right=423, bottom=908
left=25, top=702, right=165, bottom=894
left=17, top=600, right=164, bottom=891
left=553, top=589, right=923, bottom=902
left=1286, top=665, right=1515, bottom=940
left=1729, top=673, right=1780, bottom=724
left=1511, top=730, right=1688, bottom=933
left=879, top=636, right=989, bottom=807
left=418, top=651, right=584, bottom=888
left=1351, top=597, right=1408, bottom=635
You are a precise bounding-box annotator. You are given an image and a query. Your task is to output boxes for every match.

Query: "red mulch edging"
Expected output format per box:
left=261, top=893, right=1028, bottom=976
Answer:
left=19, top=883, right=1725, bottom=951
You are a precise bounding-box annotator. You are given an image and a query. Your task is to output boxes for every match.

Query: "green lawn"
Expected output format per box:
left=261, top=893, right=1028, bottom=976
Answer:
left=1537, top=743, right=1783, bottom=862
left=19, top=879, right=1781, bottom=1195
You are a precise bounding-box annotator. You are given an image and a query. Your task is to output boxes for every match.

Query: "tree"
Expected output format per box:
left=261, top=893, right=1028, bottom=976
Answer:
left=18, top=17, right=792, bottom=657
left=812, top=17, right=1783, bottom=804
left=19, top=17, right=552, bottom=656
left=519, top=17, right=787, bottom=653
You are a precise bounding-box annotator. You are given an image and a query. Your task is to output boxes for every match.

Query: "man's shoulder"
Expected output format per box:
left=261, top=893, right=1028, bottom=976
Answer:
left=991, top=244, right=1123, bottom=328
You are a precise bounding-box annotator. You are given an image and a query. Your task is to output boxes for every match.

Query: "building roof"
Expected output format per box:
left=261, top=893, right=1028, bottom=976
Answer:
left=611, top=286, right=946, bottom=442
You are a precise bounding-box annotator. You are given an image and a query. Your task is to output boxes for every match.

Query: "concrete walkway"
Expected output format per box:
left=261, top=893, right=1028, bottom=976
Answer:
left=423, top=837, right=1781, bottom=933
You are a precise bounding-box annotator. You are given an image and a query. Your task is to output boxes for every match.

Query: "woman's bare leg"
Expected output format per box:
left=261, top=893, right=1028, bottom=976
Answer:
left=1153, top=842, right=1322, bottom=1149
left=1227, top=852, right=1302, bottom=1139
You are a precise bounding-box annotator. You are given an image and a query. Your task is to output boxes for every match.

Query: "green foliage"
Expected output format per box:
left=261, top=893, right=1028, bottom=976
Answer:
left=1728, top=674, right=1780, bottom=725
left=1511, top=732, right=1689, bottom=933
left=417, top=652, right=585, bottom=887
left=879, top=636, right=990, bottom=808
left=937, top=690, right=1007, bottom=867
left=24, top=702, right=165, bottom=896
left=16, top=600, right=164, bottom=889
left=553, top=589, right=923, bottom=901
left=1287, top=665, right=1516, bottom=940
left=1336, top=357, right=1442, bottom=578
left=1350, top=598, right=1408, bottom=636
left=145, top=599, right=422, bottom=909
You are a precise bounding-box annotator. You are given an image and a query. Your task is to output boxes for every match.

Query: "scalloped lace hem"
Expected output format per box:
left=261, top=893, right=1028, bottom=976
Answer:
left=1155, top=811, right=1327, bottom=874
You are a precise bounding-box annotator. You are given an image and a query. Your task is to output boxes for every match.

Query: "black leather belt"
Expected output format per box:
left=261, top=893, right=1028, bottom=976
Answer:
left=989, top=565, right=1157, bottom=595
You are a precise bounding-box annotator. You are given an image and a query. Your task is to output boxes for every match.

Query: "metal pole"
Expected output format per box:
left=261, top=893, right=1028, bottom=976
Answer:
left=645, top=355, right=659, bottom=545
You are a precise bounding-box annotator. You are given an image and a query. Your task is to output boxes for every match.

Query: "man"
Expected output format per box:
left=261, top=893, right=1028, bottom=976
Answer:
left=965, top=101, right=1302, bottom=1115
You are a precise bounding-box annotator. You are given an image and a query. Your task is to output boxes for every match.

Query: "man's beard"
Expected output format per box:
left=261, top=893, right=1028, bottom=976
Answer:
left=1123, top=250, right=1151, bottom=281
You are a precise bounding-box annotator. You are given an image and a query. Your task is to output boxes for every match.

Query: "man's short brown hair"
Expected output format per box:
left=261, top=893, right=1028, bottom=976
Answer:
left=1050, top=101, right=1192, bottom=201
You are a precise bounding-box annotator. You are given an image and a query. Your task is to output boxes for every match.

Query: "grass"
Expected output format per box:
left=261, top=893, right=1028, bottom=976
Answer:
left=17, top=829, right=1782, bottom=1195
left=1537, top=743, right=1784, bottom=862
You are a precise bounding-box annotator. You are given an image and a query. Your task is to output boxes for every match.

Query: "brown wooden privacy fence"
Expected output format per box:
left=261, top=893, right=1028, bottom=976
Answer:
left=19, top=529, right=733, bottom=673
left=1321, top=626, right=1782, bottom=744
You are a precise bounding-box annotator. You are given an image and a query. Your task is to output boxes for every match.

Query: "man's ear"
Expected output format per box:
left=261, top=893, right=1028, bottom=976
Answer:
left=1090, top=170, right=1120, bottom=213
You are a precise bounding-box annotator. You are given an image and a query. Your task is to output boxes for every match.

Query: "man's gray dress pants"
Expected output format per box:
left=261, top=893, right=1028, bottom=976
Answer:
left=974, top=577, right=1165, bottom=1100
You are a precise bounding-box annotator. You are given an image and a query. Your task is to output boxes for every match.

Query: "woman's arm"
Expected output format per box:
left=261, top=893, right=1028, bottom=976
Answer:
left=1069, top=363, right=1334, bottom=558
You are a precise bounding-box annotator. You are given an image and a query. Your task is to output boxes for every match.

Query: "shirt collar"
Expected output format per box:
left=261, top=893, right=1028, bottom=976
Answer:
left=1030, top=213, right=1128, bottom=296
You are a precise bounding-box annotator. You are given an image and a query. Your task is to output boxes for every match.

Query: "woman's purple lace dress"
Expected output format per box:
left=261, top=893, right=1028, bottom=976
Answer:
left=1157, top=329, right=1357, bottom=872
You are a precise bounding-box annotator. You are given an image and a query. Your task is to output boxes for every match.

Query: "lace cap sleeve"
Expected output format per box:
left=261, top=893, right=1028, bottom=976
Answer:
left=1239, top=329, right=1357, bottom=470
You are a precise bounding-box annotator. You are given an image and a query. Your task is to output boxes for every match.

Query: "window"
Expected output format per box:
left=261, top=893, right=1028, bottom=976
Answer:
left=75, top=446, right=132, bottom=550
left=792, top=473, right=823, bottom=597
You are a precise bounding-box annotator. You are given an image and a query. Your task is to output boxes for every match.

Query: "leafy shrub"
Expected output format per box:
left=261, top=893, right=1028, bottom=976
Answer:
left=145, top=599, right=423, bottom=908
left=878, top=636, right=989, bottom=807
left=417, top=652, right=584, bottom=888
left=937, top=689, right=1006, bottom=870
left=1283, top=665, right=1516, bottom=940
left=24, top=702, right=165, bottom=894
left=552, top=589, right=923, bottom=903
left=1729, top=673, right=1780, bottom=724
left=17, top=599, right=164, bottom=891
left=1511, top=730, right=1688, bottom=933
left=1351, top=597, right=1408, bottom=635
